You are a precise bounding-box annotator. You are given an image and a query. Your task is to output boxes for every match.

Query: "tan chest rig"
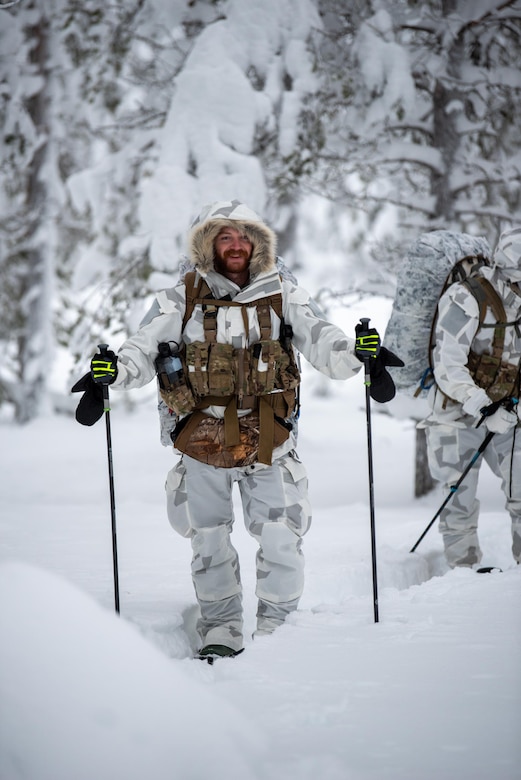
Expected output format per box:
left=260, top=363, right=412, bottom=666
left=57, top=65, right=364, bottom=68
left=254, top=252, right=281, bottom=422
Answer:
left=160, top=272, right=301, bottom=467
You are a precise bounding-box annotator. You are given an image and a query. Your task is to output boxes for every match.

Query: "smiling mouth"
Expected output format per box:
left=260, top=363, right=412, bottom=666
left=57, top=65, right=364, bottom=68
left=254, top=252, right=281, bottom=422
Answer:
left=224, top=249, right=249, bottom=261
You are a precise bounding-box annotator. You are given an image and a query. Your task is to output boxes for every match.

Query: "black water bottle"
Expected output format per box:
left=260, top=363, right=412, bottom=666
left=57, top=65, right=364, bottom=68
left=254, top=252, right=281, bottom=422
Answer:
left=155, top=342, right=185, bottom=390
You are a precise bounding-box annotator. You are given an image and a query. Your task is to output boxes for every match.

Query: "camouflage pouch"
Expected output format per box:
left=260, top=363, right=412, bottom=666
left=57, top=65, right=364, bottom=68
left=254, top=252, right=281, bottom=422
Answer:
left=249, top=341, right=280, bottom=394
left=207, top=343, right=236, bottom=395
left=176, top=413, right=259, bottom=467
left=250, top=340, right=300, bottom=394
left=467, top=352, right=519, bottom=403
left=174, top=411, right=291, bottom=468
left=277, top=349, right=301, bottom=391
left=159, top=384, right=196, bottom=416
left=185, top=342, right=209, bottom=397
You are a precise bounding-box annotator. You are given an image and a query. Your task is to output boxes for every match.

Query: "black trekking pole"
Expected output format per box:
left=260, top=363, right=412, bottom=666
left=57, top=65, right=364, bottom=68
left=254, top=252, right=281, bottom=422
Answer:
left=359, top=318, right=379, bottom=623
left=98, top=344, right=120, bottom=614
left=410, top=395, right=519, bottom=553
left=409, top=430, right=495, bottom=554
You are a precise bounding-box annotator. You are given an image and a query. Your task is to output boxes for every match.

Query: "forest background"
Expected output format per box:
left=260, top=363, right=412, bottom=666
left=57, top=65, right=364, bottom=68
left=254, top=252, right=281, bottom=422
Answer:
left=1, top=0, right=520, bottom=491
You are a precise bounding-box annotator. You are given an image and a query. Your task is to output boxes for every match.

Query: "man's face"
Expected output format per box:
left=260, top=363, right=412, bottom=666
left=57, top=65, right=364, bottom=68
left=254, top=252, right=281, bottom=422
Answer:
left=214, top=227, right=253, bottom=278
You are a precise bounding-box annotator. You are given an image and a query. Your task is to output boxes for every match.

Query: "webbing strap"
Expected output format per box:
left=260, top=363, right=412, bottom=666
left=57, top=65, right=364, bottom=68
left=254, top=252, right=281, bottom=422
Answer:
left=258, top=397, right=275, bottom=466
left=463, top=277, right=507, bottom=359
left=184, top=272, right=283, bottom=344
left=173, top=410, right=205, bottom=452
left=257, top=302, right=272, bottom=339
left=224, top=397, right=240, bottom=446
left=182, top=271, right=206, bottom=330
left=203, top=305, right=218, bottom=343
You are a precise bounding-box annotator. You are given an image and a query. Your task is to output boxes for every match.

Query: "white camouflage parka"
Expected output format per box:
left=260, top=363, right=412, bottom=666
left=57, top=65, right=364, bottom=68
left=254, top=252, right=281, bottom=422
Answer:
left=111, top=201, right=362, bottom=458
left=423, top=264, right=521, bottom=428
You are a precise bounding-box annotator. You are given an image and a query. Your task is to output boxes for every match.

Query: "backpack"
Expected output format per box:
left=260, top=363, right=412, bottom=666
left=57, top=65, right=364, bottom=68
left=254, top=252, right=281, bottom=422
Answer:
left=384, top=230, right=493, bottom=398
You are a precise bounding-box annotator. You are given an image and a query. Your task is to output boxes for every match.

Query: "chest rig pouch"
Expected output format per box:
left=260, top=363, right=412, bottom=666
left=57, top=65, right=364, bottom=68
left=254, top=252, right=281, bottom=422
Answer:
left=160, top=272, right=301, bottom=466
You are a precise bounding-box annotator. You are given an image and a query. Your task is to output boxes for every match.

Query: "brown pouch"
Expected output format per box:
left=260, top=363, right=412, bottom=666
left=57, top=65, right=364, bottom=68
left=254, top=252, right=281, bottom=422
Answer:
left=174, top=411, right=291, bottom=468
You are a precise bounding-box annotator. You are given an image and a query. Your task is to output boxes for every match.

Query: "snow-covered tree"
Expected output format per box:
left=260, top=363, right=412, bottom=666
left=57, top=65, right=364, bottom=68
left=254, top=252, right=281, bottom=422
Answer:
left=304, top=0, right=521, bottom=495
left=0, top=0, right=198, bottom=419
left=310, top=0, right=521, bottom=248
left=130, top=0, right=321, bottom=280
left=3, top=0, right=518, bottom=434
left=1, top=0, right=323, bottom=420
left=0, top=2, right=54, bottom=422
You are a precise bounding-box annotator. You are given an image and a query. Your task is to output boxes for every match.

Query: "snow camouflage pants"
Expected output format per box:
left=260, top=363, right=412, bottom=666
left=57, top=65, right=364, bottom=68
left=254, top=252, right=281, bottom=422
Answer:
left=425, top=423, right=521, bottom=568
left=165, top=450, right=312, bottom=651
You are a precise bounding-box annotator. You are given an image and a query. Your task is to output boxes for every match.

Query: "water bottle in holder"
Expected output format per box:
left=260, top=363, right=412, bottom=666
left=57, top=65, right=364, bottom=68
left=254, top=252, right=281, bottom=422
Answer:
left=155, top=341, right=186, bottom=390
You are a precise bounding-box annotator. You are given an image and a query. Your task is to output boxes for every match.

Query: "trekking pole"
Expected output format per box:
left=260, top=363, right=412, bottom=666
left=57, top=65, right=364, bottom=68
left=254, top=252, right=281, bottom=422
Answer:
left=359, top=318, right=379, bottom=623
left=98, top=344, right=120, bottom=614
left=410, top=395, right=519, bottom=553
left=409, top=430, right=495, bottom=553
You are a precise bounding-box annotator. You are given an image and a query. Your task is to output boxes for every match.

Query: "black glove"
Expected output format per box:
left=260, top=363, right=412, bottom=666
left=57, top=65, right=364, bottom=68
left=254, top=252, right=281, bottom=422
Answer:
left=71, top=372, right=104, bottom=426
left=355, top=322, right=381, bottom=361
left=368, top=346, right=405, bottom=403
left=91, top=348, right=118, bottom=384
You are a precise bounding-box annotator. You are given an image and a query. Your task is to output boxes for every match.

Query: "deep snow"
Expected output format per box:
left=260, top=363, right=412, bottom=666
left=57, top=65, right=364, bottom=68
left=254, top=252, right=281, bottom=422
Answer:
left=1, top=326, right=520, bottom=779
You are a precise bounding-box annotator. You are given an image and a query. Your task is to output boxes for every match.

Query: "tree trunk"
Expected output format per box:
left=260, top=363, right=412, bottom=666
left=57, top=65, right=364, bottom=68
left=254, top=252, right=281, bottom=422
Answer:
left=15, top=12, right=52, bottom=423
left=415, top=427, right=436, bottom=498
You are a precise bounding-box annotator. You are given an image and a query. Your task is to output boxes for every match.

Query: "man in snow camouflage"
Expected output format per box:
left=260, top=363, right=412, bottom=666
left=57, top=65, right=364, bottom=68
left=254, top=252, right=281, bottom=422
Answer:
left=420, top=227, right=521, bottom=570
left=89, top=200, right=383, bottom=661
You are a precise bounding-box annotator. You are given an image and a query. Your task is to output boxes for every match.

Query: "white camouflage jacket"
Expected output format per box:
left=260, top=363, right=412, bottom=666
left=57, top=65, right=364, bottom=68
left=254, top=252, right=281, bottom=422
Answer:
left=114, top=268, right=361, bottom=390
left=111, top=267, right=361, bottom=455
left=111, top=200, right=362, bottom=458
left=422, top=266, right=521, bottom=427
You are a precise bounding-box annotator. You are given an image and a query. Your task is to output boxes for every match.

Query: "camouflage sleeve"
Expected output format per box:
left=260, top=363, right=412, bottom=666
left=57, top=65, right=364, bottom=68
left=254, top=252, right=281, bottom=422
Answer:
left=432, top=282, right=486, bottom=408
left=283, top=282, right=361, bottom=379
left=112, top=282, right=187, bottom=390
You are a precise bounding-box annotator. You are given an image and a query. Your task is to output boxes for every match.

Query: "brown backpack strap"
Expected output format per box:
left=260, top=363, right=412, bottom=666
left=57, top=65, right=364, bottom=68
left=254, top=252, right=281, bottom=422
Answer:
left=463, top=277, right=507, bottom=359
left=257, top=303, right=272, bottom=339
left=428, top=273, right=508, bottom=407
left=183, top=271, right=218, bottom=340
left=183, top=271, right=205, bottom=329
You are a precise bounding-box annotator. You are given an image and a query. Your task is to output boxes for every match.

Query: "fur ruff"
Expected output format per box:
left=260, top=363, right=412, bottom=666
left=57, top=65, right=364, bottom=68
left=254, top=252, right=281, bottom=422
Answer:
left=189, top=218, right=277, bottom=277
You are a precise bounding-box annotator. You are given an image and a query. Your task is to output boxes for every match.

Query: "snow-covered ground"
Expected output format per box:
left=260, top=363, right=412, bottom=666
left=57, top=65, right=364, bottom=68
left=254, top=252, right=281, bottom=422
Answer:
left=1, top=353, right=520, bottom=780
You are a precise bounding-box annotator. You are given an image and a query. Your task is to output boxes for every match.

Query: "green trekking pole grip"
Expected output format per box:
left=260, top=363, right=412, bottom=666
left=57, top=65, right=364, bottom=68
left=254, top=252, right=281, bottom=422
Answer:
left=359, top=318, right=372, bottom=388
left=97, top=343, right=111, bottom=409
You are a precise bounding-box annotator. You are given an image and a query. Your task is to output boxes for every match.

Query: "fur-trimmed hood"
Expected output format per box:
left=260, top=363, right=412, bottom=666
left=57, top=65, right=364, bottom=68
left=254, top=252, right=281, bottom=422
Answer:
left=188, top=200, right=277, bottom=277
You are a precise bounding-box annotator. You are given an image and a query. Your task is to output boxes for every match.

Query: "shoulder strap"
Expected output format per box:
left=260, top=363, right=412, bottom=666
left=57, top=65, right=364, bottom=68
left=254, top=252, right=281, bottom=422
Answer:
left=428, top=274, right=506, bottom=377
left=463, top=276, right=506, bottom=325
left=183, top=271, right=284, bottom=339
left=463, top=276, right=507, bottom=359
left=182, top=271, right=210, bottom=330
